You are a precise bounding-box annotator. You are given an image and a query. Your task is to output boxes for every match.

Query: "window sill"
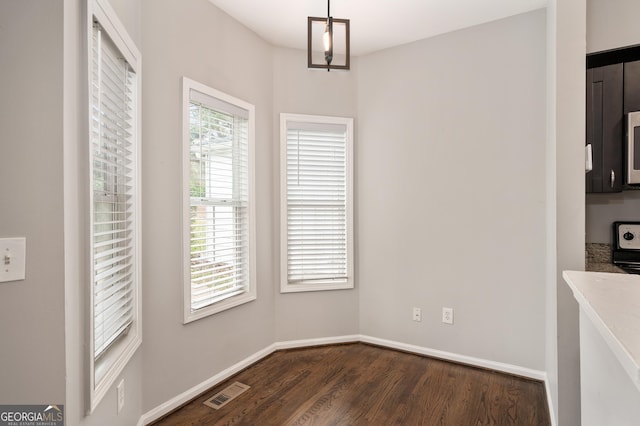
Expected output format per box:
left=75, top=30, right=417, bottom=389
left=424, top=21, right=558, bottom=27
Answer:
left=90, top=329, right=141, bottom=414
left=280, top=280, right=354, bottom=293
left=183, top=291, right=256, bottom=324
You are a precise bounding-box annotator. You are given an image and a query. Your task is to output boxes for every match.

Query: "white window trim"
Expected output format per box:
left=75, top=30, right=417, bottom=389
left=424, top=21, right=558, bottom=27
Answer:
left=181, top=77, right=257, bottom=324
left=86, top=0, right=142, bottom=414
left=280, top=113, right=355, bottom=293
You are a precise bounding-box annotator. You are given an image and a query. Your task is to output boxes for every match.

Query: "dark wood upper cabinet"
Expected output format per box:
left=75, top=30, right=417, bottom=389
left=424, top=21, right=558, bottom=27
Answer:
left=586, top=63, right=623, bottom=193
left=624, top=60, right=640, bottom=114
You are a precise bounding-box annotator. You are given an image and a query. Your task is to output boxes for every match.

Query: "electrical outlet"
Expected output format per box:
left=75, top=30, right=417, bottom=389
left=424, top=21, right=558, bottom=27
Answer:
left=117, top=379, right=125, bottom=414
left=0, top=238, right=26, bottom=283
left=442, top=307, right=454, bottom=325
left=412, top=307, right=421, bottom=322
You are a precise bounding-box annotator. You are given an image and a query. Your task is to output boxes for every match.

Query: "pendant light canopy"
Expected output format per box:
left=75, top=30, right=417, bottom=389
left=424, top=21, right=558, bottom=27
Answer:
left=308, top=0, right=350, bottom=71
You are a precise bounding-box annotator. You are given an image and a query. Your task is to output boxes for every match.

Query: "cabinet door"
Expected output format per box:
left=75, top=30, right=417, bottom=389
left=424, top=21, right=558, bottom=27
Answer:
left=624, top=60, right=640, bottom=114
left=586, top=63, right=623, bottom=193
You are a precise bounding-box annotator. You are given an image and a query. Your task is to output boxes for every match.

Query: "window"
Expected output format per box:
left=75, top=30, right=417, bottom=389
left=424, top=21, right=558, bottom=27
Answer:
left=182, top=77, right=256, bottom=323
left=280, top=114, right=354, bottom=293
left=88, top=0, right=141, bottom=412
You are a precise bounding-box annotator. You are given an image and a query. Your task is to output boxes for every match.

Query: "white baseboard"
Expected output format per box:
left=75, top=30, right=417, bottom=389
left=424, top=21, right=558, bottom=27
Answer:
left=140, top=334, right=548, bottom=425
left=139, top=343, right=276, bottom=425
left=359, top=335, right=547, bottom=381
left=273, top=334, right=360, bottom=351
left=361, top=335, right=555, bottom=424
left=139, top=335, right=358, bottom=425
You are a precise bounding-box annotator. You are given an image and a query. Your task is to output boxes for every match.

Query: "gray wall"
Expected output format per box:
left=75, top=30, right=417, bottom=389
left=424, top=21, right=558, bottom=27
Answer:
left=138, top=4, right=555, bottom=417
left=272, top=48, right=360, bottom=341
left=545, top=4, right=559, bottom=420
left=0, top=2, right=594, bottom=425
left=0, top=0, right=66, bottom=405
left=356, top=10, right=547, bottom=371
left=585, top=0, right=640, bottom=243
left=587, top=0, right=640, bottom=54
left=548, top=0, right=587, bottom=423
left=586, top=193, right=640, bottom=243
left=140, top=0, right=276, bottom=412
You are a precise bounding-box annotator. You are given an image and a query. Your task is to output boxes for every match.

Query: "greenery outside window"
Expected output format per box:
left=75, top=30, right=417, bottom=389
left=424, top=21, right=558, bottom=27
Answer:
left=182, top=77, right=256, bottom=323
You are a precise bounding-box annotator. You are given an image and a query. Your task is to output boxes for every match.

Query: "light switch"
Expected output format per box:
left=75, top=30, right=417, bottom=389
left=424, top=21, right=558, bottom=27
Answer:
left=0, top=238, right=26, bottom=283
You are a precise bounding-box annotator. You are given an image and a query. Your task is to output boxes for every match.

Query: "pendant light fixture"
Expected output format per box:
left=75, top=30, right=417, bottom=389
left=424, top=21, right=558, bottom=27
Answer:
left=308, top=0, right=350, bottom=71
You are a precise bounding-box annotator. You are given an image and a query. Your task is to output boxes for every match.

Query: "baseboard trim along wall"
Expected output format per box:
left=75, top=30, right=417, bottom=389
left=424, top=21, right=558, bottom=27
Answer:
left=139, top=335, right=360, bottom=425
left=140, top=334, right=548, bottom=425
left=139, top=343, right=278, bottom=425
left=273, top=334, right=361, bottom=351
left=359, top=335, right=547, bottom=381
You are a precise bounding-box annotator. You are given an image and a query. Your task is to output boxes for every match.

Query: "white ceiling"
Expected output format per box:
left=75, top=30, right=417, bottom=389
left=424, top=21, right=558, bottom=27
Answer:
left=208, top=0, right=547, bottom=56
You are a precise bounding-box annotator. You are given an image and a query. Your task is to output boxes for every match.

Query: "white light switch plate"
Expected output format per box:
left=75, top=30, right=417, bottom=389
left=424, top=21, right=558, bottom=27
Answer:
left=0, top=238, right=26, bottom=283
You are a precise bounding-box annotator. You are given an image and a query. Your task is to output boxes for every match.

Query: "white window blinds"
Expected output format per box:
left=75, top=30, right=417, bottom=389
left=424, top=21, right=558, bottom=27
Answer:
left=90, top=21, right=137, bottom=360
left=281, top=115, right=354, bottom=292
left=187, top=89, right=250, bottom=312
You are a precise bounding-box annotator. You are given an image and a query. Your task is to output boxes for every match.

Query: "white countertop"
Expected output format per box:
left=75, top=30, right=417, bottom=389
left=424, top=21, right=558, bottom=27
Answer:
left=563, top=271, right=640, bottom=392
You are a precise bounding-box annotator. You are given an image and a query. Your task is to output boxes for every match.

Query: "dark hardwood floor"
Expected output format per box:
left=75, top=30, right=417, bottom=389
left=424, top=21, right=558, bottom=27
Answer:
left=152, top=343, right=550, bottom=425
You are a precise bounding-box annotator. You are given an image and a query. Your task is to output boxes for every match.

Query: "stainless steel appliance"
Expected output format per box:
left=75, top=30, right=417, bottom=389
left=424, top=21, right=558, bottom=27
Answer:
left=626, top=112, right=640, bottom=184
left=612, top=221, right=640, bottom=273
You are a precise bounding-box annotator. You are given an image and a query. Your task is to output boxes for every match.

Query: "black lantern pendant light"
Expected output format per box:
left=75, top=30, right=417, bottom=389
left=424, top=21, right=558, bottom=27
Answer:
left=308, top=0, right=350, bottom=71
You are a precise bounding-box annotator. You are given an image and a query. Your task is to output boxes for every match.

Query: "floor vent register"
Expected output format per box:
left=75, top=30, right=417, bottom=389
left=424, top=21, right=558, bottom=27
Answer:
left=203, top=382, right=251, bottom=410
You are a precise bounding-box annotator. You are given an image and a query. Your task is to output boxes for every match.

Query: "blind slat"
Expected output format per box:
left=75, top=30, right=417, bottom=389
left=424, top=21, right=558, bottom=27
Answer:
left=285, top=126, right=349, bottom=284
left=91, top=21, right=137, bottom=360
left=188, top=97, right=250, bottom=311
